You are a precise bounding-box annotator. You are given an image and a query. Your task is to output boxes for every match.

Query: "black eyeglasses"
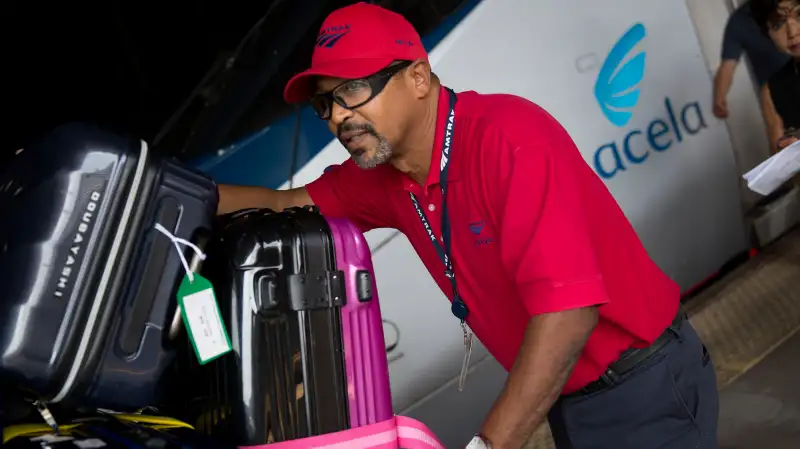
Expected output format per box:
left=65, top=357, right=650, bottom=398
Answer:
left=309, top=60, right=413, bottom=120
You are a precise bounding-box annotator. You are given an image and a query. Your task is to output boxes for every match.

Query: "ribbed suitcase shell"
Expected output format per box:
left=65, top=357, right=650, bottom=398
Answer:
left=325, top=217, right=393, bottom=427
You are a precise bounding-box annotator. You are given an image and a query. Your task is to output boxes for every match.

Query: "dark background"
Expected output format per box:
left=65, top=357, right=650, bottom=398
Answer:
left=2, top=0, right=468, bottom=169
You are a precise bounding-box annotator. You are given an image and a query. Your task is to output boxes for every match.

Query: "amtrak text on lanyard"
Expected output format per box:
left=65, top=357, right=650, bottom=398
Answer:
left=408, top=88, right=473, bottom=391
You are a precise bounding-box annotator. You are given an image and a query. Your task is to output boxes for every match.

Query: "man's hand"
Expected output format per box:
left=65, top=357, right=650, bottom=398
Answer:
left=776, top=130, right=799, bottom=150
left=712, top=60, right=737, bottom=119
left=712, top=98, right=729, bottom=119
left=478, top=307, right=598, bottom=449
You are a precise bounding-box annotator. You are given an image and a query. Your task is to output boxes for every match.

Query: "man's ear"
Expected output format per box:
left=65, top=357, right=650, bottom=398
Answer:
left=407, top=59, right=433, bottom=99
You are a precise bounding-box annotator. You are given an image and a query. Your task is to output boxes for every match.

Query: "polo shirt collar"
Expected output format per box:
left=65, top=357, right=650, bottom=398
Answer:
left=398, top=85, right=460, bottom=194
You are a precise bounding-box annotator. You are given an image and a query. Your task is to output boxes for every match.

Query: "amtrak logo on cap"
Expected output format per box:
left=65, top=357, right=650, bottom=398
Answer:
left=316, top=24, right=350, bottom=48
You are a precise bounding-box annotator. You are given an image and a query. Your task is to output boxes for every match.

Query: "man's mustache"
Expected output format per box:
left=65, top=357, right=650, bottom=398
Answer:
left=338, top=122, right=376, bottom=139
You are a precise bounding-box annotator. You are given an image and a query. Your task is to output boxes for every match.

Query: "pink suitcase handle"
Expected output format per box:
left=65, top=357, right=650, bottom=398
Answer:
left=239, top=416, right=445, bottom=449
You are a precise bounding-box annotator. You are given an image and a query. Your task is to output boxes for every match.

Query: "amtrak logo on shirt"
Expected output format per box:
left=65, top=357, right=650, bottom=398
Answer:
left=469, top=219, right=492, bottom=246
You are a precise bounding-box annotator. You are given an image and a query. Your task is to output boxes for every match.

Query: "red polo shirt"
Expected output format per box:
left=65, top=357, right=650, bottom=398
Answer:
left=305, top=86, right=680, bottom=394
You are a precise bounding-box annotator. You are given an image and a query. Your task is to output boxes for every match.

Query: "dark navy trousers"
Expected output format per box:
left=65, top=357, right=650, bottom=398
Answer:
left=547, top=319, right=719, bottom=449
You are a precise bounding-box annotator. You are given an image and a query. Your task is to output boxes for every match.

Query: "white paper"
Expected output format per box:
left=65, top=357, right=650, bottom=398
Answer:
left=743, top=140, right=800, bottom=196
left=181, top=288, right=231, bottom=362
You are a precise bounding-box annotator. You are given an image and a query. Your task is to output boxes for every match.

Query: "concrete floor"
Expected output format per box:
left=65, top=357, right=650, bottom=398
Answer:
left=718, top=330, right=800, bottom=449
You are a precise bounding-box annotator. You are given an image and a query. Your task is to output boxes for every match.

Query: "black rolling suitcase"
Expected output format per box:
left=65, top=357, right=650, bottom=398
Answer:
left=168, top=207, right=350, bottom=446
left=0, top=123, right=218, bottom=411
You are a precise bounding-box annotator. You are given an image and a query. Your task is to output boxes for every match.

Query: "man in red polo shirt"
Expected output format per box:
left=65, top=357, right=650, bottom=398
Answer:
left=217, top=3, right=719, bottom=449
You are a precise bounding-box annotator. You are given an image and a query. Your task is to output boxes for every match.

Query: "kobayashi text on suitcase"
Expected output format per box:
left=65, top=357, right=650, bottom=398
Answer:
left=0, top=123, right=218, bottom=411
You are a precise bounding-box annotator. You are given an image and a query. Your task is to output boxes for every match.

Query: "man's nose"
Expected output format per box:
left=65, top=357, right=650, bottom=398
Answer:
left=330, top=102, right=354, bottom=128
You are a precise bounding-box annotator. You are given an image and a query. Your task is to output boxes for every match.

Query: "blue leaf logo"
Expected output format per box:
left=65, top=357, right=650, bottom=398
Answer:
left=594, top=23, right=647, bottom=127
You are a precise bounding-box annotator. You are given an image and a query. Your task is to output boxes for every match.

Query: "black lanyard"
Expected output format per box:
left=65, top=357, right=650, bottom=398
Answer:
left=409, top=88, right=469, bottom=324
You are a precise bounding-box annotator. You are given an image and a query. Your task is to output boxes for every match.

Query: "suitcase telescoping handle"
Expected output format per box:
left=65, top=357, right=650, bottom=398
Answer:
left=168, top=235, right=208, bottom=341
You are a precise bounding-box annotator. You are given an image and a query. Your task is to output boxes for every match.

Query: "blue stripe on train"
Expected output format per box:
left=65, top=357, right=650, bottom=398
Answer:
left=191, top=0, right=483, bottom=187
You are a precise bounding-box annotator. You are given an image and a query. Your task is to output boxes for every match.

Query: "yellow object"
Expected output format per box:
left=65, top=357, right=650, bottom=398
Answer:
left=3, top=423, right=82, bottom=444
left=108, top=413, right=194, bottom=429
left=2, top=413, right=194, bottom=444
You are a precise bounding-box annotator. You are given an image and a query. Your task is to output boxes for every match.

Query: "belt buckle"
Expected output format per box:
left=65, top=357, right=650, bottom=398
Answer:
left=574, top=369, right=619, bottom=397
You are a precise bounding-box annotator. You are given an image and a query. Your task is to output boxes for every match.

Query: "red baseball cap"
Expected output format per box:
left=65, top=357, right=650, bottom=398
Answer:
left=283, top=2, right=428, bottom=104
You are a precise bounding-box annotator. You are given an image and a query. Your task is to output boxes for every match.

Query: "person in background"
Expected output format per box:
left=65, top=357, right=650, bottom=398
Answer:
left=218, top=3, right=719, bottom=448
left=713, top=0, right=789, bottom=119
left=751, top=0, right=800, bottom=151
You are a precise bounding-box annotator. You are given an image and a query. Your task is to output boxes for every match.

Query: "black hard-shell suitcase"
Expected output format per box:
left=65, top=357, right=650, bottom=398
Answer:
left=0, top=123, right=218, bottom=410
left=168, top=207, right=350, bottom=446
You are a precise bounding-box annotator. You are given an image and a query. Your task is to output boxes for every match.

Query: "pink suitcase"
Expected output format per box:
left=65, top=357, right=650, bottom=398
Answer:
left=325, top=217, right=394, bottom=427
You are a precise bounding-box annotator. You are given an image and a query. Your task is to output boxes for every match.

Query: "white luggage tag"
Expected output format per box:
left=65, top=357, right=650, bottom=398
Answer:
left=155, top=223, right=232, bottom=365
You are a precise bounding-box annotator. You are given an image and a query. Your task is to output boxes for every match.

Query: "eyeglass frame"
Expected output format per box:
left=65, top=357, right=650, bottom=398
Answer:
left=309, top=60, right=414, bottom=120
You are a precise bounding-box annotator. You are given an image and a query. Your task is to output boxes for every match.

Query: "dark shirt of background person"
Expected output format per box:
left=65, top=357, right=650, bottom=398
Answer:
left=713, top=1, right=790, bottom=118
left=751, top=0, right=800, bottom=150
left=723, top=1, right=790, bottom=84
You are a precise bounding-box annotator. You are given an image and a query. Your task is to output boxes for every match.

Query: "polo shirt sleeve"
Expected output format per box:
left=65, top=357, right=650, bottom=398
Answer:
left=499, top=138, right=610, bottom=317
left=721, top=14, right=744, bottom=61
left=305, top=159, right=395, bottom=232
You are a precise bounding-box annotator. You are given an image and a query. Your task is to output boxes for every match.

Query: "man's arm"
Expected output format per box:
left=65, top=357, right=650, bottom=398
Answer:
left=217, top=160, right=395, bottom=231
left=714, top=15, right=744, bottom=119
left=713, top=59, right=738, bottom=119
left=480, top=308, right=597, bottom=449
left=478, top=119, right=610, bottom=448
left=759, top=83, right=786, bottom=153
left=217, top=184, right=313, bottom=215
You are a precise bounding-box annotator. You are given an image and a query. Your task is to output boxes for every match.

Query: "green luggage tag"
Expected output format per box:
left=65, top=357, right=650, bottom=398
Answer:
left=155, top=223, right=232, bottom=365
left=176, top=273, right=232, bottom=365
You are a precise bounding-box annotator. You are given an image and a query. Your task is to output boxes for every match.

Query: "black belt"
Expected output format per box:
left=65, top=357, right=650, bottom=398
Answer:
left=567, top=310, right=687, bottom=398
